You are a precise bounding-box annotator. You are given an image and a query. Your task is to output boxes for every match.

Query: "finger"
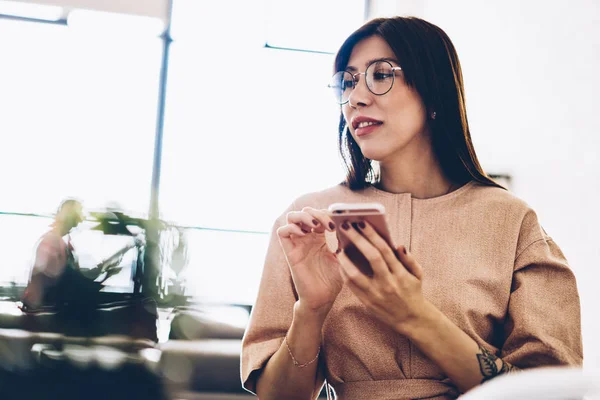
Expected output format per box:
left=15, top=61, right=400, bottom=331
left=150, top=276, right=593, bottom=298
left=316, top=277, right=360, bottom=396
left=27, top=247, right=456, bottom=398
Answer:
left=339, top=262, right=375, bottom=306
left=276, top=224, right=307, bottom=254
left=339, top=221, right=390, bottom=278
left=355, top=221, right=399, bottom=276
left=395, top=245, right=423, bottom=280
left=337, top=250, right=371, bottom=291
left=295, top=222, right=312, bottom=234
left=286, top=207, right=320, bottom=232
left=302, top=207, right=336, bottom=233
left=278, top=224, right=307, bottom=238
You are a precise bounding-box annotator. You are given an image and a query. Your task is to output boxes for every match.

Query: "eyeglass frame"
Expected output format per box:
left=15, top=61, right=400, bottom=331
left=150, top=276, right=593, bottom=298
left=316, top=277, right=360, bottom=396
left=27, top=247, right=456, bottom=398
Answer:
left=328, top=60, right=403, bottom=105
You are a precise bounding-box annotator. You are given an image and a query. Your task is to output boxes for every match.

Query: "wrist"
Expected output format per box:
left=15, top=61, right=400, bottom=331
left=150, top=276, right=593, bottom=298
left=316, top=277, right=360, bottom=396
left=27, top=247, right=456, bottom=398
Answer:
left=395, top=299, right=442, bottom=338
left=293, top=300, right=330, bottom=327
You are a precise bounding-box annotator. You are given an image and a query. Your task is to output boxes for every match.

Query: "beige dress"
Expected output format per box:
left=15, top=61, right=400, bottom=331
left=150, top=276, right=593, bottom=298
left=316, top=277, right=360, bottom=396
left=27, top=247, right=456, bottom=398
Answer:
left=241, top=181, right=583, bottom=399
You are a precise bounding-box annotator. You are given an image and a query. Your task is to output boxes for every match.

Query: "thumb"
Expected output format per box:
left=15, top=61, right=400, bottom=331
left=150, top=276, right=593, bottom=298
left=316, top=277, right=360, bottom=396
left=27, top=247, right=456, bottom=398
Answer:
left=395, top=245, right=423, bottom=280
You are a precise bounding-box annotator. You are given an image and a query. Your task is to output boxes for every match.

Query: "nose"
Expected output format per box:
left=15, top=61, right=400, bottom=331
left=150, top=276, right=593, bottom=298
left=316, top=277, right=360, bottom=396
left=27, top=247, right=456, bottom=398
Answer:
left=346, top=73, right=372, bottom=108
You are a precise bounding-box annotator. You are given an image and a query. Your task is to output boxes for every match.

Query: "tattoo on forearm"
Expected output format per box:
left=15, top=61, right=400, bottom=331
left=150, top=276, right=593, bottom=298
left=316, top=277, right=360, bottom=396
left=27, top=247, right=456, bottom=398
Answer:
left=499, top=359, right=518, bottom=374
left=477, top=345, right=520, bottom=383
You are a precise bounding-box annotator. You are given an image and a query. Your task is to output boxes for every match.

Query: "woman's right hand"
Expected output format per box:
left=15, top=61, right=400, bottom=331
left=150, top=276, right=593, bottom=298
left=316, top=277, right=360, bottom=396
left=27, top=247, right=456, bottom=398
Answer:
left=277, top=207, right=343, bottom=316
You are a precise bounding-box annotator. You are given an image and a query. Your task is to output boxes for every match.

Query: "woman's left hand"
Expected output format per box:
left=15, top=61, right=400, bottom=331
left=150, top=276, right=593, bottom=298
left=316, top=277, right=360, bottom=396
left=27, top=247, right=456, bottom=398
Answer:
left=337, top=220, right=431, bottom=334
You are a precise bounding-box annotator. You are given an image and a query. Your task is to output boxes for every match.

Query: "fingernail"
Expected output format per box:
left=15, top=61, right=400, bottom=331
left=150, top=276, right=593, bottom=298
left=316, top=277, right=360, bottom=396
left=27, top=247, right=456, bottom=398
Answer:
left=329, top=222, right=335, bottom=230
left=342, top=222, right=350, bottom=230
left=312, top=219, right=319, bottom=225
left=358, top=221, right=366, bottom=229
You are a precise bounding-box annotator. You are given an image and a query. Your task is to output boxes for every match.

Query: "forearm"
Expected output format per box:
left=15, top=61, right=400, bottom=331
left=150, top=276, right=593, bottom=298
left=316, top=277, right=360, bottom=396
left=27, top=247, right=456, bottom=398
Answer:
left=400, top=300, right=519, bottom=394
left=22, top=277, right=44, bottom=308
left=256, top=301, right=327, bottom=400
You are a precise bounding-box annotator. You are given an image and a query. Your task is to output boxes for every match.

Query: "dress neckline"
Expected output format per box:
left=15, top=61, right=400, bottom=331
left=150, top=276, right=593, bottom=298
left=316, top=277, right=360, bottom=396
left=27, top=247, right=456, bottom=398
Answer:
left=366, top=180, right=476, bottom=204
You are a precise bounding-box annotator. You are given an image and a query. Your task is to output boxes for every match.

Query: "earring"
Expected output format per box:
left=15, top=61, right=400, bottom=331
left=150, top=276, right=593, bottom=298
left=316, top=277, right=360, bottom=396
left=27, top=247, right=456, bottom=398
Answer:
left=431, top=111, right=437, bottom=120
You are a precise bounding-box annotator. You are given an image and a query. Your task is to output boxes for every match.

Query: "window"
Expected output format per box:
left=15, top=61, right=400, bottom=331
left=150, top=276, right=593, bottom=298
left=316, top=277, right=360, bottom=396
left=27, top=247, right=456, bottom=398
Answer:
left=265, top=0, right=365, bottom=53
left=0, top=12, right=162, bottom=287
left=0, top=1, right=366, bottom=304
left=159, top=0, right=365, bottom=304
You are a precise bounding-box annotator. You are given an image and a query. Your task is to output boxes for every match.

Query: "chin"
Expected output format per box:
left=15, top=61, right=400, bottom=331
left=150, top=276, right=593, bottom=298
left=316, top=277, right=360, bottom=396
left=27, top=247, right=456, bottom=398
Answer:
left=358, top=145, right=396, bottom=162
left=358, top=132, right=421, bottom=162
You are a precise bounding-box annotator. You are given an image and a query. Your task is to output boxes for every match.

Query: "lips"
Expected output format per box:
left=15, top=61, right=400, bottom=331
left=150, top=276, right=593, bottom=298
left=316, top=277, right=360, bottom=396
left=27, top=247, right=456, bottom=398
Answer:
left=351, top=116, right=383, bottom=129
left=351, top=116, right=383, bottom=137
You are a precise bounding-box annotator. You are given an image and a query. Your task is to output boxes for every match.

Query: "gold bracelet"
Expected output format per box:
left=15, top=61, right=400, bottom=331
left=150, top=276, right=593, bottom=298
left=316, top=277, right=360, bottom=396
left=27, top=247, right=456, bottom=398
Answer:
left=283, top=335, right=320, bottom=368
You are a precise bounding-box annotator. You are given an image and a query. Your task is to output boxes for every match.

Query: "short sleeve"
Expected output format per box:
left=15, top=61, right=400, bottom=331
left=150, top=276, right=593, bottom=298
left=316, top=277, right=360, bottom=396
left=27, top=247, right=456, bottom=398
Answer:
left=240, top=203, right=325, bottom=395
left=23, top=235, right=66, bottom=308
left=501, top=210, right=583, bottom=367
left=33, top=235, right=66, bottom=278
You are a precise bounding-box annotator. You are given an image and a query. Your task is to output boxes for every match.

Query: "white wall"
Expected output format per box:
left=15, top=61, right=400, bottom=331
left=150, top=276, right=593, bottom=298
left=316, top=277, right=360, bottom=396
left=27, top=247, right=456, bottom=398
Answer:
left=371, top=0, right=600, bottom=369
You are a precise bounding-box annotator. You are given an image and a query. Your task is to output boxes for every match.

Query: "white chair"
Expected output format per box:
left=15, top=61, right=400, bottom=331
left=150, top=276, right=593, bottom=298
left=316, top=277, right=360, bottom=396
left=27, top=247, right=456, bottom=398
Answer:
left=459, top=367, right=600, bottom=400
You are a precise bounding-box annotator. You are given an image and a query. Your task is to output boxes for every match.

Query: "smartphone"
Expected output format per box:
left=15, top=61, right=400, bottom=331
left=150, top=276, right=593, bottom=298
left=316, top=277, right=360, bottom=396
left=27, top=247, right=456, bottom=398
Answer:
left=328, top=202, right=395, bottom=277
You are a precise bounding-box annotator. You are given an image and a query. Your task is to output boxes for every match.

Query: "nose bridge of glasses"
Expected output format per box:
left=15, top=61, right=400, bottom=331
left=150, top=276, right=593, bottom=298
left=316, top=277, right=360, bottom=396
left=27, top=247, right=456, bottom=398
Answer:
left=350, top=71, right=367, bottom=89
left=346, top=71, right=373, bottom=105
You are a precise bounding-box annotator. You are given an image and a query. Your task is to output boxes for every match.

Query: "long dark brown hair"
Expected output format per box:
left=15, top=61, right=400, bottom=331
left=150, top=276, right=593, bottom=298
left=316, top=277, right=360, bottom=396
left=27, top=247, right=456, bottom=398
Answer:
left=334, top=16, right=503, bottom=190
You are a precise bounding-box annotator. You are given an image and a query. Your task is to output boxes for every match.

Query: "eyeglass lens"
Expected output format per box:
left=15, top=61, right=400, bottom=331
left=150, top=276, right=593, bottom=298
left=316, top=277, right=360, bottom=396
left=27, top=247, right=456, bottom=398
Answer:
left=329, top=61, right=397, bottom=105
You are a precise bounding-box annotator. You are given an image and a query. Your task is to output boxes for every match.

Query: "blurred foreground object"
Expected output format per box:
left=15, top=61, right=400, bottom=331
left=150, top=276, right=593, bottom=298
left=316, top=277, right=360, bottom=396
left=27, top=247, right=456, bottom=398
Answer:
left=0, top=333, right=167, bottom=400
left=458, top=366, right=600, bottom=400
left=18, top=204, right=158, bottom=340
left=89, top=208, right=187, bottom=301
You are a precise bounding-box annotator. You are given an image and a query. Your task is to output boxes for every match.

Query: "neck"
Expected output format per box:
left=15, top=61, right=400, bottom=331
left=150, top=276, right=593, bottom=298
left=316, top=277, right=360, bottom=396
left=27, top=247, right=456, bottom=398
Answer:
left=53, top=225, right=69, bottom=237
left=376, top=137, right=454, bottom=199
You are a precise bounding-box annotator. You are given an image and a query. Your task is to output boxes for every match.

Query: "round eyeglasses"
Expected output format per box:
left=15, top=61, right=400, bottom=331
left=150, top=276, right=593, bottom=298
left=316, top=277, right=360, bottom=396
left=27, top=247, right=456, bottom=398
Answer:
left=328, top=60, right=402, bottom=105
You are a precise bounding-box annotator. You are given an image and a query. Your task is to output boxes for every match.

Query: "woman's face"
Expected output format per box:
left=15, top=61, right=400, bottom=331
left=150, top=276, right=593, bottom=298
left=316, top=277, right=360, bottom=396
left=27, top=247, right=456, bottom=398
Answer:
left=342, top=35, right=430, bottom=163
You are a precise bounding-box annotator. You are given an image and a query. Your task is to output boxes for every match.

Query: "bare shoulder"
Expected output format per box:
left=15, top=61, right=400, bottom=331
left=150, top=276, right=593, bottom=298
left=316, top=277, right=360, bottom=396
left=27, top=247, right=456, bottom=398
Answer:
left=37, top=232, right=64, bottom=254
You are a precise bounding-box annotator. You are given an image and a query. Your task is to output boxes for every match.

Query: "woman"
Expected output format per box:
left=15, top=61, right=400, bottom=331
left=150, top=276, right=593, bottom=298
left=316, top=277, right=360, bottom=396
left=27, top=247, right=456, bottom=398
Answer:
left=241, top=16, right=582, bottom=399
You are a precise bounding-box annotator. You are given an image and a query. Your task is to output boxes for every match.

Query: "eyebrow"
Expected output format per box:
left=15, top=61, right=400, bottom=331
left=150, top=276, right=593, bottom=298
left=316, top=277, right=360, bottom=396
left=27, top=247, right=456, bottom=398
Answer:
left=345, top=57, right=401, bottom=72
